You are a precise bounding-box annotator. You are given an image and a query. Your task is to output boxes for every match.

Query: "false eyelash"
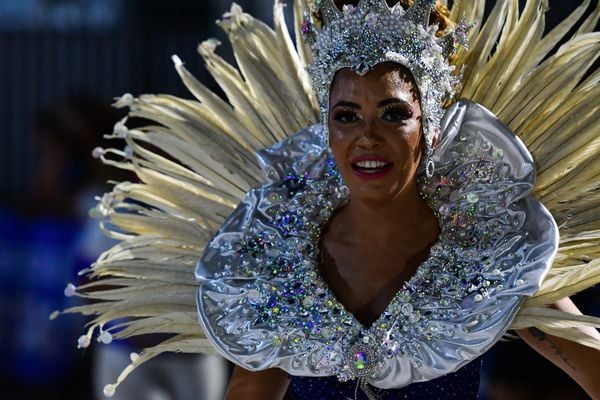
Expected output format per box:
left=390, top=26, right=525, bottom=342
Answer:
left=377, top=103, right=413, bottom=120
left=333, top=106, right=363, bottom=121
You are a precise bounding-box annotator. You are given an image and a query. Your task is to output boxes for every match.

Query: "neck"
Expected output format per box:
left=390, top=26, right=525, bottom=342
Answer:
left=340, top=184, right=438, bottom=245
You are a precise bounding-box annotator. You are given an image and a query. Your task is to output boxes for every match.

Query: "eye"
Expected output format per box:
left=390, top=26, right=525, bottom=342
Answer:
left=332, top=107, right=362, bottom=123
left=379, top=104, right=414, bottom=122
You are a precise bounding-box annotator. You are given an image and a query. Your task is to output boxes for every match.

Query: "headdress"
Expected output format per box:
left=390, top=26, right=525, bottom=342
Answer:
left=303, top=0, right=470, bottom=173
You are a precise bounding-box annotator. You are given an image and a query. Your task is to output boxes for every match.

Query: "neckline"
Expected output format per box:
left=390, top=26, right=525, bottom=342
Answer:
left=315, top=203, right=441, bottom=330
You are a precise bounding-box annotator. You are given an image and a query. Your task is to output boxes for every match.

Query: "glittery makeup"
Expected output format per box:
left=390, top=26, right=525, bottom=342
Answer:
left=332, top=106, right=363, bottom=123
left=377, top=102, right=414, bottom=121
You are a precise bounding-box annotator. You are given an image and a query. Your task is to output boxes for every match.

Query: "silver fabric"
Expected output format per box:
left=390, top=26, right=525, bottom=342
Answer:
left=195, top=100, right=558, bottom=388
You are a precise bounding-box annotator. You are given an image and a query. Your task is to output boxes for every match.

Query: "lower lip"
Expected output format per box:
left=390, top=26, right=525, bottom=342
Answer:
left=351, top=165, right=393, bottom=180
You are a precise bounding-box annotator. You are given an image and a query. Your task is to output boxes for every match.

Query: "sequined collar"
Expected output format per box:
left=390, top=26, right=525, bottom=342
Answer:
left=196, top=100, right=558, bottom=389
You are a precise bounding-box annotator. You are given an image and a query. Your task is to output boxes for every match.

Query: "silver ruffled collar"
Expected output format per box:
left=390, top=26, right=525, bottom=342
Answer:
left=196, top=100, right=558, bottom=389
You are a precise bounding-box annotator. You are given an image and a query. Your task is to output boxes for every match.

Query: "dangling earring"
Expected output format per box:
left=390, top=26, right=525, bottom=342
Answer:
left=425, top=156, right=435, bottom=178
left=425, top=143, right=435, bottom=179
left=424, top=125, right=438, bottom=178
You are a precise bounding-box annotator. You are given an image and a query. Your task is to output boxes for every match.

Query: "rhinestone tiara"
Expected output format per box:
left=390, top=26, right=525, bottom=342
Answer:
left=302, top=0, right=470, bottom=149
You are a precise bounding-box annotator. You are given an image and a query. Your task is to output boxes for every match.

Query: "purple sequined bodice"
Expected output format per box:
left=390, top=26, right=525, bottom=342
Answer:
left=286, top=359, right=481, bottom=399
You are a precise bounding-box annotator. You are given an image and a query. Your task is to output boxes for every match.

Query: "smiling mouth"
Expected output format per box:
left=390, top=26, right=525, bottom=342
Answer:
left=351, top=160, right=394, bottom=179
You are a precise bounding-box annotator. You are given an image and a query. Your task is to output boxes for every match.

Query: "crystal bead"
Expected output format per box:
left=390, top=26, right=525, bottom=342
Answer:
left=272, top=335, right=283, bottom=346
left=354, top=351, right=367, bottom=370
left=302, top=296, right=315, bottom=307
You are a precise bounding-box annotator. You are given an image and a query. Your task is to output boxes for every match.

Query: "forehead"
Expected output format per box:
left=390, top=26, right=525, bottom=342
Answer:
left=329, top=62, right=420, bottom=104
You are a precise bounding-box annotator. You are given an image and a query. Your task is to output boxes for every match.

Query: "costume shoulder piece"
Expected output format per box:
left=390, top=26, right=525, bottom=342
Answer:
left=196, top=100, right=558, bottom=388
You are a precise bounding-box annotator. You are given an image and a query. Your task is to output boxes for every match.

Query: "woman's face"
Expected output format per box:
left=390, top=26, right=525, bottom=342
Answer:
left=328, top=62, right=425, bottom=204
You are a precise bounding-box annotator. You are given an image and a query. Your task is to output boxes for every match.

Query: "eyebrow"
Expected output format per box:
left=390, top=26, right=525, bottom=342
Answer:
left=331, top=98, right=408, bottom=109
left=331, top=100, right=361, bottom=109
left=377, top=98, right=408, bottom=107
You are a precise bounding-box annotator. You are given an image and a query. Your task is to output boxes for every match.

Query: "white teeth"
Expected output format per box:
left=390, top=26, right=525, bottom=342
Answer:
left=355, top=160, right=387, bottom=169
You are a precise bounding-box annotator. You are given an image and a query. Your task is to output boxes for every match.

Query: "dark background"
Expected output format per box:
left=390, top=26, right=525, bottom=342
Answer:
left=0, top=1, right=597, bottom=399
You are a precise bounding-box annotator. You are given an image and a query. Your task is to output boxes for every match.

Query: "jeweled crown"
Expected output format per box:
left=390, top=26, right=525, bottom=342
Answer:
left=303, top=0, right=470, bottom=152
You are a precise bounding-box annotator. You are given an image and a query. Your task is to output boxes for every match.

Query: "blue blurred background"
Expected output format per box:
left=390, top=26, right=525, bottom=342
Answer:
left=0, top=0, right=597, bottom=399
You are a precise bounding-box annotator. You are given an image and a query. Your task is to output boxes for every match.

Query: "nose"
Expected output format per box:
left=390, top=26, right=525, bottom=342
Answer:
left=356, top=121, right=383, bottom=150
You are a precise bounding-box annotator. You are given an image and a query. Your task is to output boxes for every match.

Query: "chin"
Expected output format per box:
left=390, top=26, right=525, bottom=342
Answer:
left=346, top=179, right=409, bottom=205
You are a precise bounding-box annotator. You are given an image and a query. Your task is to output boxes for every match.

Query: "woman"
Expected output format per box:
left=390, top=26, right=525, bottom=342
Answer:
left=59, top=0, right=600, bottom=398
left=222, top=61, right=600, bottom=399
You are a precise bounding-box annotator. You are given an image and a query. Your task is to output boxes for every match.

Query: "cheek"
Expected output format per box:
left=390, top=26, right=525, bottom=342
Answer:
left=390, top=130, right=424, bottom=167
left=402, top=120, right=423, bottom=149
left=329, top=142, right=349, bottom=171
left=406, top=131, right=423, bottom=154
left=328, top=128, right=354, bottom=155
